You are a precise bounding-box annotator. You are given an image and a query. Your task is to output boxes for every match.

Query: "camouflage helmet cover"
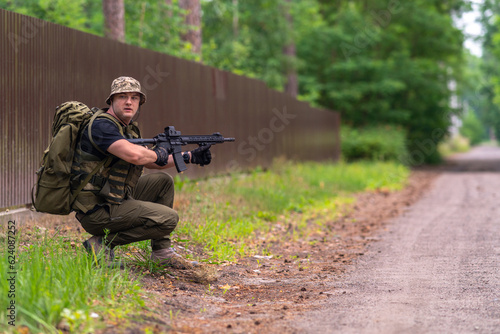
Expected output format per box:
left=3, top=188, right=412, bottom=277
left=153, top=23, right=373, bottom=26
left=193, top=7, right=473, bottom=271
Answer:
left=106, top=76, right=146, bottom=105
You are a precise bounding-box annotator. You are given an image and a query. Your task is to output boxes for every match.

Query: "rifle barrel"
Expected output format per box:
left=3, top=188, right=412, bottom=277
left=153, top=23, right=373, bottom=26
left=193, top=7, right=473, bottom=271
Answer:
left=128, top=138, right=156, bottom=145
left=128, top=136, right=235, bottom=145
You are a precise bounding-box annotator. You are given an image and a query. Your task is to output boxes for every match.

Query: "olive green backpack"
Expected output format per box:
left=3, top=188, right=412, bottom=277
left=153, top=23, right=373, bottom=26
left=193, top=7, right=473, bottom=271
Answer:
left=32, top=101, right=110, bottom=215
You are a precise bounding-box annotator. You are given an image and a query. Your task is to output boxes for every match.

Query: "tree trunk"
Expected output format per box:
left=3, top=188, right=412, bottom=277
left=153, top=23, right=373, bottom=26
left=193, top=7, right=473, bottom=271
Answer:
left=284, top=43, right=298, bottom=98
left=103, top=0, right=125, bottom=42
left=233, top=0, right=239, bottom=38
left=165, top=0, right=172, bottom=17
left=138, top=2, right=146, bottom=46
left=179, top=0, right=202, bottom=57
left=283, top=0, right=298, bottom=98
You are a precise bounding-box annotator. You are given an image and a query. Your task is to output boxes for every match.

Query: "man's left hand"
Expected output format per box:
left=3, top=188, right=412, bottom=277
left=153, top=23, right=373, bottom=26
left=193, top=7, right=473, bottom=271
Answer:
left=191, top=144, right=212, bottom=166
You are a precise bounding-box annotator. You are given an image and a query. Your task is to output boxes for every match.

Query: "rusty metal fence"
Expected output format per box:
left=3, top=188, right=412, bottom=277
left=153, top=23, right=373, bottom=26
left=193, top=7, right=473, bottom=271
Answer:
left=0, top=9, right=340, bottom=210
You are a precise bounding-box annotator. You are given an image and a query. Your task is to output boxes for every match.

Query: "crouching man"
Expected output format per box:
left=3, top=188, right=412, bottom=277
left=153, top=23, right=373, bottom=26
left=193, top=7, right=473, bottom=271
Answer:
left=72, top=76, right=211, bottom=269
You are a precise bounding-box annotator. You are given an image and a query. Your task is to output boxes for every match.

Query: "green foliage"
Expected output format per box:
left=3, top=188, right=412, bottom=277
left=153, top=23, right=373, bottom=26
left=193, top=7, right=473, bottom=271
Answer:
left=0, top=0, right=100, bottom=34
left=475, top=0, right=500, bottom=138
left=298, top=1, right=466, bottom=163
left=341, top=125, right=408, bottom=162
left=124, top=0, right=196, bottom=60
left=0, top=0, right=195, bottom=59
left=0, top=230, right=143, bottom=333
left=457, top=52, right=491, bottom=141
left=1, top=0, right=479, bottom=162
left=201, top=0, right=290, bottom=89
left=460, top=111, right=486, bottom=145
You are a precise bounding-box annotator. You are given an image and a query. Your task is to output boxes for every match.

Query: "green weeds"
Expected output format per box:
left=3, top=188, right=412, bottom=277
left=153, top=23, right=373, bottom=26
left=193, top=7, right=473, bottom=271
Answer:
left=0, top=230, right=143, bottom=333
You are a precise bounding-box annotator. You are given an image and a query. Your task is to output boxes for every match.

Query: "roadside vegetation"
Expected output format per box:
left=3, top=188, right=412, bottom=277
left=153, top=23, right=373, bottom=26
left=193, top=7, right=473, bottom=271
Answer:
left=0, top=231, right=143, bottom=334
left=341, top=126, right=408, bottom=163
left=1, top=155, right=409, bottom=333
left=172, top=158, right=408, bottom=263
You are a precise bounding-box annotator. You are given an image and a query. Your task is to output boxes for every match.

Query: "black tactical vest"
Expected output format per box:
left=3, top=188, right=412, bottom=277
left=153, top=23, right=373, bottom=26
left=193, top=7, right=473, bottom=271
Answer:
left=71, top=112, right=143, bottom=213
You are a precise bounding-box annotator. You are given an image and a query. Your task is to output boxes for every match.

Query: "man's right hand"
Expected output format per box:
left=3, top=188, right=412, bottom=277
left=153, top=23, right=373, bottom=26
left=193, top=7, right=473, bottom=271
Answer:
left=153, top=145, right=170, bottom=166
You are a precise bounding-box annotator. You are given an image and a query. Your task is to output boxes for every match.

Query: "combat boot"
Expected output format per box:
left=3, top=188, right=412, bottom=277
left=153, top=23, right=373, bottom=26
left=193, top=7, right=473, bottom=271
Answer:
left=150, top=248, right=198, bottom=270
left=83, top=235, right=115, bottom=262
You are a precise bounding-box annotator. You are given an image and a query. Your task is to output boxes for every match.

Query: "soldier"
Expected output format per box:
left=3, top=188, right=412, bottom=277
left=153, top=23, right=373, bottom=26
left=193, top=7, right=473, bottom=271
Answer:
left=71, top=76, right=211, bottom=269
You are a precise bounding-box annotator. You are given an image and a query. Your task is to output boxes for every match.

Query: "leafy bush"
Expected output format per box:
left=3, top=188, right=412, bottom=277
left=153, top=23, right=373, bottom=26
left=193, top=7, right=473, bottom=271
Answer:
left=341, top=125, right=408, bottom=163
left=438, top=134, right=470, bottom=156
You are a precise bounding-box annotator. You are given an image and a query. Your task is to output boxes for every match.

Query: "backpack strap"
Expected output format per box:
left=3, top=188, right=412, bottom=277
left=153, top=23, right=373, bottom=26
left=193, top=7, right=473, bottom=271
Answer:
left=87, top=111, right=127, bottom=156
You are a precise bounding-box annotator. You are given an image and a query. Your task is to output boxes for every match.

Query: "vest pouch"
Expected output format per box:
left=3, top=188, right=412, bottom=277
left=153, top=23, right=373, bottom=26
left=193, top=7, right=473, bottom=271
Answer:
left=72, top=191, right=103, bottom=213
left=98, top=179, right=111, bottom=197
left=98, top=179, right=122, bottom=205
left=126, top=165, right=144, bottom=190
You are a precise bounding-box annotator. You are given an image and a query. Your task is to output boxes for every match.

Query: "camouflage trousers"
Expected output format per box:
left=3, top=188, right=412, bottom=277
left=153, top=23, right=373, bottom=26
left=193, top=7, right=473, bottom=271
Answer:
left=77, top=173, right=178, bottom=250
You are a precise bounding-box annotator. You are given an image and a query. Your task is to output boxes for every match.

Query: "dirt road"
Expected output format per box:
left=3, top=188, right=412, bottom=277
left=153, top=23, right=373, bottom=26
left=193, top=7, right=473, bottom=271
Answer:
left=290, top=146, right=500, bottom=333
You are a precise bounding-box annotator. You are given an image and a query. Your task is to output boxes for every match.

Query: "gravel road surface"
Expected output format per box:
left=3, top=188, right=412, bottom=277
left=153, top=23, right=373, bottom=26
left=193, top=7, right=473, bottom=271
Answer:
left=293, top=146, right=500, bottom=334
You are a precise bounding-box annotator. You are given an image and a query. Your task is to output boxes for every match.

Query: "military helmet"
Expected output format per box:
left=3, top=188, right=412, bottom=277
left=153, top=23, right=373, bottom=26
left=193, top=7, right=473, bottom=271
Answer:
left=106, top=76, right=146, bottom=105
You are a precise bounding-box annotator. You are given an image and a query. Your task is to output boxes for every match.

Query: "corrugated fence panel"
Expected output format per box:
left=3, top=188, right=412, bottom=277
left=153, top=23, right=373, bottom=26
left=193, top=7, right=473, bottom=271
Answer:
left=0, top=9, right=340, bottom=209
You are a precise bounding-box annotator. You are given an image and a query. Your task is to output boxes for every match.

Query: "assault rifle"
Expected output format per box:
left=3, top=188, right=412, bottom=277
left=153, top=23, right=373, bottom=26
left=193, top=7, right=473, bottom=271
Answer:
left=128, top=126, right=235, bottom=172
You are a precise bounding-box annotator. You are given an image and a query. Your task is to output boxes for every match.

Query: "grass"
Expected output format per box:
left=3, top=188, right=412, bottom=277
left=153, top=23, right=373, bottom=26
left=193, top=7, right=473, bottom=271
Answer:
left=0, top=159, right=410, bottom=332
left=0, top=229, right=144, bottom=333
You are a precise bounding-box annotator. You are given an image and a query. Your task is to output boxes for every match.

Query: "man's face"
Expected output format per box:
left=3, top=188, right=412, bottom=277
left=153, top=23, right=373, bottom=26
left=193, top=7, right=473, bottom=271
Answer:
left=110, top=92, right=141, bottom=124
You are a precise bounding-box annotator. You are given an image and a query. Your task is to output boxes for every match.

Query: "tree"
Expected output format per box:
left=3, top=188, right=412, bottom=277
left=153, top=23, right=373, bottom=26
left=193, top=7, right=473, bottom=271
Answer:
left=179, top=0, right=202, bottom=58
left=201, top=0, right=470, bottom=163
left=202, top=0, right=289, bottom=89
left=1, top=0, right=474, bottom=163
left=0, top=0, right=97, bottom=33
left=283, top=0, right=298, bottom=97
left=123, top=0, right=194, bottom=60
left=296, top=0, right=467, bottom=163
left=477, top=0, right=500, bottom=138
left=103, top=0, right=125, bottom=42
